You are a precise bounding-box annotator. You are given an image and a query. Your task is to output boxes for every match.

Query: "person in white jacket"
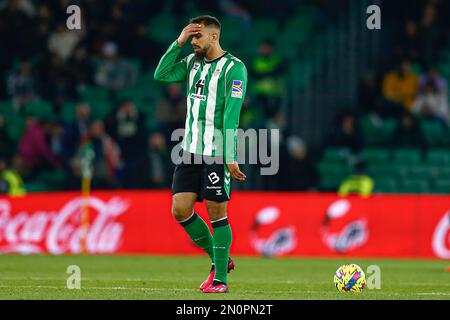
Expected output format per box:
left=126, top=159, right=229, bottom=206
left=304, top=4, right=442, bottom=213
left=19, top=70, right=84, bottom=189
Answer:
left=411, top=79, right=449, bottom=126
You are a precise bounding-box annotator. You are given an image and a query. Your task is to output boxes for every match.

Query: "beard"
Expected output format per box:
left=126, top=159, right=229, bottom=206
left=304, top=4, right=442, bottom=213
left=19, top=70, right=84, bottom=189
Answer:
left=193, top=44, right=209, bottom=59
left=194, top=48, right=206, bottom=59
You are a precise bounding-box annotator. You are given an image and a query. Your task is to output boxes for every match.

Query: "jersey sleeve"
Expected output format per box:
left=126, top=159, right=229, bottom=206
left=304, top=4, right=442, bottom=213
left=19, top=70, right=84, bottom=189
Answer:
left=154, top=40, right=189, bottom=83
left=223, top=61, right=248, bottom=163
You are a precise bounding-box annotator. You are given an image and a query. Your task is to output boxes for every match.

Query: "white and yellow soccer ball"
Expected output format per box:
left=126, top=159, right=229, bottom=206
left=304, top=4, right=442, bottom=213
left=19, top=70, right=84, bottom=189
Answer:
left=334, top=264, right=366, bottom=293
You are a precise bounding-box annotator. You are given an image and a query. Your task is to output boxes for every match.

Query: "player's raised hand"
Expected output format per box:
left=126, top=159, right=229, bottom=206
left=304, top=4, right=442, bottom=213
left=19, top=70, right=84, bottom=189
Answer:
left=177, top=23, right=202, bottom=46
left=226, top=162, right=246, bottom=182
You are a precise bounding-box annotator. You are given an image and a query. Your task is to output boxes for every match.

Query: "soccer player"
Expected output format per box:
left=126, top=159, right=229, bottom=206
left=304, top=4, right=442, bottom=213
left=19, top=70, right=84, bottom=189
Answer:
left=154, top=15, right=247, bottom=293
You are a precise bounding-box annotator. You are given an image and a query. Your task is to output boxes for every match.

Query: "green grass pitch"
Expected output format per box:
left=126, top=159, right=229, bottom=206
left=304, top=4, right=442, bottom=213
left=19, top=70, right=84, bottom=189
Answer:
left=0, top=255, right=449, bottom=300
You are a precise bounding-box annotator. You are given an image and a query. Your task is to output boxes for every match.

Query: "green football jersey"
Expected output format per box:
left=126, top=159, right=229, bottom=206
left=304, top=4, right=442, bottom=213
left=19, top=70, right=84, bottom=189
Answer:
left=154, top=40, right=247, bottom=163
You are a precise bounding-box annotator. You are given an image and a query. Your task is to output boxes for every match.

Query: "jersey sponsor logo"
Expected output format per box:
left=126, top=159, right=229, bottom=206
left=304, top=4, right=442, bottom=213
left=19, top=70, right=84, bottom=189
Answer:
left=192, top=63, right=200, bottom=70
left=208, top=172, right=220, bottom=184
left=191, top=78, right=206, bottom=100
left=191, top=93, right=206, bottom=100
left=231, top=80, right=243, bottom=98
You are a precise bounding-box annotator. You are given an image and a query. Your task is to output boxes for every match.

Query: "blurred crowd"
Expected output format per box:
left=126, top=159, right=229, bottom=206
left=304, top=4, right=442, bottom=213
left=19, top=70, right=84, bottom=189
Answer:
left=325, top=0, right=449, bottom=155
left=0, top=0, right=300, bottom=193
left=0, top=0, right=448, bottom=195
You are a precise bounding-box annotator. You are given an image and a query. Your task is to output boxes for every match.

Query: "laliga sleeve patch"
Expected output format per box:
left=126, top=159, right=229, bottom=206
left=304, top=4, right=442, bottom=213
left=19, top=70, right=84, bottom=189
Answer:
left=231, top=80, right=243, bottom=98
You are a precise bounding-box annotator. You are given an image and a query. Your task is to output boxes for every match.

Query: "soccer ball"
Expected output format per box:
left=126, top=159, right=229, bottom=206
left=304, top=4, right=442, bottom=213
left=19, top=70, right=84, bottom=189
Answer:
left=334, top=263, right=366, bottom=292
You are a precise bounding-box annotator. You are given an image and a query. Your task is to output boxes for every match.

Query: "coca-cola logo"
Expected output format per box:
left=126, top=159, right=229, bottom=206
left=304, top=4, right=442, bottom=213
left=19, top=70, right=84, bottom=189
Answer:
left=432, top=210, right=450, bottom=259
left=0, top=197, right=128, bottom=254
left=321, top=199, right=369, bottom=253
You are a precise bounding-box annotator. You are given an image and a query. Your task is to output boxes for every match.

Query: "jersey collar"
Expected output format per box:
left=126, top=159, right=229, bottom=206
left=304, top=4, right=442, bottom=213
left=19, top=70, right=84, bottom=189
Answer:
left=204, top=51, right=228, bottom=64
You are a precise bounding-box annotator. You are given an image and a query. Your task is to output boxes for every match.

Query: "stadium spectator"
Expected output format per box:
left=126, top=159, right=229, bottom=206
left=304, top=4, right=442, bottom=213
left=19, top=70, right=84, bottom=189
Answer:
left=390, top=111, right=427, bottom=149
left=382, top=60, right=419, bottom=111
left=265, top=109, right=287, bottom=143
left=18, top=115, right=60, bottom=177
left=279, top=136, right=317, bottom=191
left=261, top=110, right=288, bottom=190
left=76, top=120, right=123, bottom=189
left=132, top=132, right=173, bottom=189
left=338, top=161, right=374, bottom=198
left=105, top=100, right=146, bottom=162
left=419, top=3, right=441, bottom=68
left=7, top=60, right=38, bottom=112
left=325, top=111, right=363, bottom=153
left=101, top=2, right=134, bottom=54
left=128, top=22, right=162, bottom=70
left=47, top=120, right=65, bottom=160
left=238, top=96, right=265, bottom=130
left=0, top=156, right=26, bottom=197
left=0, top=0, right=32, bottom=68
left=411, top=79, right=449, bottom=126
left=30, top=2, right=53, bottom=58
left=47, top=22, right=82, bottom=62
left=395, top=20, right=422, bottom=62
left=37, top=53, right=76, bottom=113
left=0, top=114, right=14, bottom=160
left=219, top=0, right=252, bottom=28
left=357, top=72, right=381, bottom=113
left=62, top=102, right=92, bottom=162
left=94, top=42, right=138, bottom=90
left=251, top=40, right=285, bottom=116
left=156, top=83, right=186, bottom=144
left=419, top=67, right=448, bottom=94
left=67, top=46, right=94, bottom=94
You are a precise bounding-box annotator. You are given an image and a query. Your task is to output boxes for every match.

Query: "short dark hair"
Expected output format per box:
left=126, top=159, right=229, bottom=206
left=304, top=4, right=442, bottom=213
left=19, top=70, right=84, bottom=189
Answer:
left=189, top=15, right=221, bottom=30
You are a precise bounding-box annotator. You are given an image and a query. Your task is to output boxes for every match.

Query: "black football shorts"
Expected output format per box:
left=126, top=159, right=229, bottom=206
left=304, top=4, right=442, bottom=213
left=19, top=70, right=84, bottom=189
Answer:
left=172, top=150, right=231, bottom=202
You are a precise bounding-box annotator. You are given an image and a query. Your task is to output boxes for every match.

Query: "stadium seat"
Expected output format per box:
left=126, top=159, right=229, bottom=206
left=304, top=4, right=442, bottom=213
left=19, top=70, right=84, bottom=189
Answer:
left=319, top=176, right=344, bottom=191
left=0, top=100, right=14, bottom=115
left=318, top=161, right=352, bottom=176
left=437, top=167, right=450, bottom=180
left=392, top=148, right=422, bottom=165
left=80, top=86, right=110, bottom=102
left=433, top=179, right=450, bottom=194
left=147, top=15, right=178, bottom=44
left=408, top=165, right=439, bottom=180
left=359, top=115, right=397, bottom=146
left=426, top=149, right=450, bottom=166
left=25, top=180, right=52, bottom=193
left=90, top=100, right=113, bottom=120
left=251, top=19, right=279, bottom=43
left=374, top=177, right=399, bottom=193
left=24, top=100, right=53, bottom=119
left=368, top=163, right=410, bottom=179
left=61, top=101, right=78, bottom=123
left=420, top=120, right=447, bottom=147
left=367, top=163, right=395, bottom=178
left=318, top=160, right=352, bottom=191
left=322, top=147, right=351, bottom=163
left=37, top=170, right=66, bottom=188
left=398, top=179, right=431, bottom=194
left=5, top=113, right=25, bottom=142
left=361, top=147, right=390, bottom=164
left=220, top=17, right=246, bottom=46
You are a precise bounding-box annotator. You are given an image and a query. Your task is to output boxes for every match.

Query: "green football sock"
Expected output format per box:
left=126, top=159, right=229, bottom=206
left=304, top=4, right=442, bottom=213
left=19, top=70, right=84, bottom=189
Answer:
left=180, top=213, right=214, bottom=262
left=212, top=217, right=232, bottom=285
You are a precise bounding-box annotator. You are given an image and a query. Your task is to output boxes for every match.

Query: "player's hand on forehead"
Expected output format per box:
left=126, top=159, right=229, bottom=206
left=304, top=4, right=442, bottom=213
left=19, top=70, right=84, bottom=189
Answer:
left=185, top=23, right=203, bottom=34
left=178, top=23, right=203, bottom=45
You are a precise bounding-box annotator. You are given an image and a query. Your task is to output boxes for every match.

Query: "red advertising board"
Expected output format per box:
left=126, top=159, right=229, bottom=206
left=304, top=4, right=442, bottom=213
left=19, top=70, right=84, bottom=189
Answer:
left=0, top=191, right=448, bottom=259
